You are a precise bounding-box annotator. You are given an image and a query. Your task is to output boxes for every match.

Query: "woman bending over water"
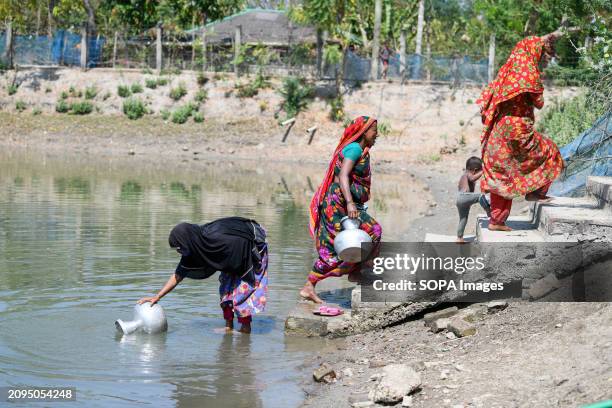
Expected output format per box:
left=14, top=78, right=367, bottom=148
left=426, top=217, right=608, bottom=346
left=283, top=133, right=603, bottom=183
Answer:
left=138, top=217, right=268, bottom=334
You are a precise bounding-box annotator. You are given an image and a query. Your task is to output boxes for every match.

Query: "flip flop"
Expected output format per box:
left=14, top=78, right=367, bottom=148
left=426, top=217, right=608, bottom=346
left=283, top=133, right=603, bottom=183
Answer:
left=313, top=306, right=344, bottom=317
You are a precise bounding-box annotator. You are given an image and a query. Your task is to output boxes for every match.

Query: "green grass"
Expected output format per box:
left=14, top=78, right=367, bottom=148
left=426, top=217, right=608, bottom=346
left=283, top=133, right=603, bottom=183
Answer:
left=7, top=84, right=18, bottom=96
left=15, top=101, right=26, bottom=112
left=56, top=100, right=70, bottom=113
left=70, top=101, right=94, bottom=115
left=169, top=83, right=188, bottom=101
left=156, top=77, right=169, bottom=86
left=145, top=78, right=157, bottom=89
left=193, top=112, right=204, bottom=123
left=194, top=89, right=208, bottom=103
left=117, top=85, right=132, bottom=98
left=123, top=98, right=146, bottom=120
left=85, top=86, right=98, bottom=100
left=197, top=72, right=209, bottom=86
left=171, top=103, right=196, bottom=124
left=131, top=83, right=144, bottom=94
left=32, top=107, right=42, bottom=116
left=160, top=109, right=171, bottom=121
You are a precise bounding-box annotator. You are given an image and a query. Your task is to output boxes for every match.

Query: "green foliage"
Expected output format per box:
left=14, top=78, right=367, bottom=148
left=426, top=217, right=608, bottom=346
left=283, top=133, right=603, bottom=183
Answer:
left=156, top=77, right=169, bottom=86
left=193, top=112, right=204, bottom=123
left=117, top=85, right=132, bottom=98
left=131, top=83, right=144, bottom=94
left=278, top=76, right=313, bottom=120
left=103, top=92, right=111, bottom=101
left=60, top=91, right=69, bottom=100
left=171, top=103, right=197, bottom=124
left=537, top=93, right=607, bottom=147
left=68, top=86, right=82, bottom=98
left=378, top=121, right=391, bottom=136
left=235, top=82, right=258, bottom=98
left=7, top=84, right=18, bottom=96
left=169, top=83, right=188, bottom=101
left=194, top=89, right=208, bottom=103
left=145, top=78, right=158, bottom=89
left=15, top=101, right=26, bottom=112
left=196, top=72, right=209, bottom=86
left=70, top=101, right=94, bottom=115
left=85, top=86, right=98, bottom=100
left=323, top=44, right=342, bottom=66
left=32, top=107, right=42, bottom=116
left=56, top=100, right=70, bottom=113
left=329, top=95, right=345, bottom=122
left=123, top=98, right=146, bottom=120
left=160, top=109, right=171, bottom=121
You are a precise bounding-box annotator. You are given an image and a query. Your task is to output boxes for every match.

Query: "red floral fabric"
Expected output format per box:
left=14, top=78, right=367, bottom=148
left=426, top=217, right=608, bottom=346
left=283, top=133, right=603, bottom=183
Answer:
left=476, top=36, right=563, bottom=199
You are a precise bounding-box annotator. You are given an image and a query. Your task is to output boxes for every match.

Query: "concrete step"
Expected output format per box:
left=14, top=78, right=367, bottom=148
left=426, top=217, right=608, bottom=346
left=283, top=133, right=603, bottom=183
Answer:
left=587, top=176, right=612, bottom=210
left=476, top=215, right=545, bottom=242
left=532, top=196, right=612, bottom=237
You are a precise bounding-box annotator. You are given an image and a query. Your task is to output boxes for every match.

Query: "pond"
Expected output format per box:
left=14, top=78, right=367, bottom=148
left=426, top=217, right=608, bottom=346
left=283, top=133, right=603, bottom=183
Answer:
left=0, top=150, right=424, bottom=407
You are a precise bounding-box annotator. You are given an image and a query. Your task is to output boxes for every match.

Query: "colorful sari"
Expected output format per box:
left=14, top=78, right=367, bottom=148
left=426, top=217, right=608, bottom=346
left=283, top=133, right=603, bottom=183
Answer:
left=308, top=116, right=383, bottom=283
left=476, top=36, right=563, bottom=225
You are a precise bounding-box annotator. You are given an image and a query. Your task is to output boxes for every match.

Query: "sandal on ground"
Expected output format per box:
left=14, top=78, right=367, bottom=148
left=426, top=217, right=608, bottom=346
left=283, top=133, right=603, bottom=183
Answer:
left=313, top=306, right=344, bottom=317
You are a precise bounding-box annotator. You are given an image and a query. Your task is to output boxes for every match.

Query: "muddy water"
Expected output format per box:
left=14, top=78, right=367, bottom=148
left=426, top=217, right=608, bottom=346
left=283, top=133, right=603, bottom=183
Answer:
left=0, top=150, right=425, bottom=407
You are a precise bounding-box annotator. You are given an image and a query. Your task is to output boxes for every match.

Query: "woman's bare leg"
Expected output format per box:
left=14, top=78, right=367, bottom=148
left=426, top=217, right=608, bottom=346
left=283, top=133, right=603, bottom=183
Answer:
left=300, top=280, right=323, bottom=304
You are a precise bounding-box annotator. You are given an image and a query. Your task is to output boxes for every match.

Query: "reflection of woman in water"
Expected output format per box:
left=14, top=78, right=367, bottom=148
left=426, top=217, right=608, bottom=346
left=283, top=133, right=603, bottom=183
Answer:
left=300, top=116, right=383, bottom=303
left=477, top=33, right=564, bottom=231
left=138, top=217, right=268, bottom=334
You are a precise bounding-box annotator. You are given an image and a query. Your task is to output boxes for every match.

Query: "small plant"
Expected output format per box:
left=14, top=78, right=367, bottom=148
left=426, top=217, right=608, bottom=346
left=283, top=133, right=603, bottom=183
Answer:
left=69, top=86, right=82, bottom=98
left=45, top=87, right=52, bottom=93
left=15, top=101, right=26, bottom=112
left=70, top=100, right=94, bottom=115
left=171, top=103, right=196, bottom=124
left=56, top=99, right=70, bottom=113
left=60, top=91, right=69, bottom=100
left=103, top=92, right=111, bottom=101
left=236, top=82, right=259, bottom=98
left=377, top=121, right=391, bottom=136
left=196, top=72, right=209, bottom=86
left=466, top=98, right=473, bottom=104
left=117, top=85, right=132, bottom=98
left=194, top=89, right=208, bottom=103
left=279, top=76, right=314, bottom=120
left=169, top=83, right=188, bottom=101
left=142, top=67, right=153, bottom=75
left=7, top=84, right=18, bottom=95
left=156, top=77, right=168, bottom=86
left=193, top=112, right=204, bottom=123
left=131, top=83, right=144, bottom=94
left=160, top=109, right=171, bottom=121
left=145, top=78, right=157, bottom=89
left=32, top=107, right=42, bottom=116
left=328, top=95, right=344, bottom=122
left=85, top=86, right=98, bottom=100
left=123, top=98, right=146, bottom=120
left=259, top=101, right=268, bottom=112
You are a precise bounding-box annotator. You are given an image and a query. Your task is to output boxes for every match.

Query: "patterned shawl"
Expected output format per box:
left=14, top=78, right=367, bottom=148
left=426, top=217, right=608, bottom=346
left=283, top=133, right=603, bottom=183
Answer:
left=308, top=116, right=377, bottom=238
left=476, top=36, right=545, bottom=144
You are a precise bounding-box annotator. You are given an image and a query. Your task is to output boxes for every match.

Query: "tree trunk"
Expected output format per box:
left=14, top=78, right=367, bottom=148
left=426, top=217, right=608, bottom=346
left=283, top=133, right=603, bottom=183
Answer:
left=191, top=15, right=196, bottom=68
left=316, top=29, right=323, bottom=78
left=48, top=0, right=56, bottom=37
left=371, top=0, right=382, bottom=80
left=399, top=29, right=406, bottom=77
left=82, top=0, right=96, bottom=34
left=384, top=3, right=391, bottom=39
left=425, top=25, right=431, bottom=81
left=488, top=33, right=496, bottom=83
left=156, top=25, right=163, bottom=72
left=112, top=31, right=118, bottom=68
left=36, top=0, right=41, bottom=37
left=234, top=25, right=242, bottom=77
left=80, top=25, right=88, bottom=70
left=415, top=0, right=425, bottom=55
left=4, top=21, right=14, bottom=68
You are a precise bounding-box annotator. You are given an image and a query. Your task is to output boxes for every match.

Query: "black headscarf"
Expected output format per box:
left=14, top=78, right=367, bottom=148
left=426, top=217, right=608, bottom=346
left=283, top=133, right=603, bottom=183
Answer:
left=169, top=217, right=266, bottom=282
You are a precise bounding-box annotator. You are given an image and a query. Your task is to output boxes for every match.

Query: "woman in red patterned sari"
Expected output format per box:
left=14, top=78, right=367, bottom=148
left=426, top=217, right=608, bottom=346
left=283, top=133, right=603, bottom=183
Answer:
left=476, top=32, right=564, bottom=231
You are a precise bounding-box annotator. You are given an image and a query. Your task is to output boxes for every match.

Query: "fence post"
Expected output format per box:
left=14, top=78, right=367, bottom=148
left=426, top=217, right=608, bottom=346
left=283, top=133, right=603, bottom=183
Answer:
left=112, top=32, right=118, bottom=68
left=234, top=25, right=241, bottom=77
left=156, top=24, right=163, bottom=73
left=412, top=0, right=425, bottom=79
left=399, top=29, right=406, bottom=77
left=80, top=25, right=88, bottom=70
left=316, top=29, right=323, bottom=78
left=4, top=21, right=13, bottom=68
left=488, top=33, right=496, bottom=82
left=370, top=0, right=382, bottom=80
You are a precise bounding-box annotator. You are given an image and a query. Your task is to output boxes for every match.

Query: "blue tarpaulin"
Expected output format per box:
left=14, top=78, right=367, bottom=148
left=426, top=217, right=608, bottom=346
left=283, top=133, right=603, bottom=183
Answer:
left=550, top=111, right=612, bottom=197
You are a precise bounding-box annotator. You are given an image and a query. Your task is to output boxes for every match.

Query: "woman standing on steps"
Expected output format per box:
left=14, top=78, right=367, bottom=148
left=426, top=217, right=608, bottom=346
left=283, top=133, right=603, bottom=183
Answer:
left=300, top=116, right=383, bottom=304
left=477, top=32, right=564, bottom=231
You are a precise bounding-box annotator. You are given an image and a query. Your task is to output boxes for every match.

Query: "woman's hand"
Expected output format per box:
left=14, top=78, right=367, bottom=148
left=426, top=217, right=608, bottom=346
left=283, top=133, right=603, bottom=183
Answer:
left=347, top=202, right=359, bottom=219
left=137, top=296, right=160, bottom=306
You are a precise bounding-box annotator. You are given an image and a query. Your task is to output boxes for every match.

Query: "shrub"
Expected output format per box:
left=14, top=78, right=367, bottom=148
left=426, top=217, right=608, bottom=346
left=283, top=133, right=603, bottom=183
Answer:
left=194, top=89, right=208, bottom=103
left=236, top=82, right=258, bottom=98
left=15, top=101, right=26, bottom=112
left=466, top=98, right=473, bottom=104
left=142, top=67, right=153, bottom=75
left=102, top=92, right=111, bottom=101
left=193, top=112, right=204, bottom=123
left=279, top=76, right=313, bottom=120
left=378, top=121, right=391, bottom=136
left=56, top=100, right=70, bottom=113
left=60, top=91, right=69, bottom=100
left=169, top=83, right=187, bottom=101
left=259, top=101, right=268, bottom=112
left=7, top=84, right=18, bottom=95
left=160, top=109, right=171, bottom=121
left=85, top=86, right=98, bottom=100
left=69, top=86, right=82, bottom=98
left=329, top=95, right=344, bottom=122
left=123, top=98, right=146, bottom=120
left=70, top=100, right=93, bottom=115
left=131, top=83, right=144, bottom=94
left=145, top=78, right=157, bottom=89
left=117, top=85, right=132, bottom=98
left=156, top=77, right=168, bottom=86
left=171, top=103, right=196, bottom=124
left=32, top=107, right=42, bottom=116
left=196, top=72, right=209, bottom=86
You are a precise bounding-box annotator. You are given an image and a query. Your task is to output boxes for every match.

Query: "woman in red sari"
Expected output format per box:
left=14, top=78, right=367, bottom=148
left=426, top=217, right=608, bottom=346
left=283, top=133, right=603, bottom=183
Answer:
left=477, top=33, right=564, bottom=231
left=300, top=116, right=383, bottom=303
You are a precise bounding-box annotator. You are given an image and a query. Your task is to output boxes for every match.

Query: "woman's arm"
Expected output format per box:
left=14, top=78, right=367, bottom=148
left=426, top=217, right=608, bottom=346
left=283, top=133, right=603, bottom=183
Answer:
left=339, top=159, right=359, bottom=218
left=467, top=170, right=483, bottom=182
left=137, top=273, right=184, bottom=305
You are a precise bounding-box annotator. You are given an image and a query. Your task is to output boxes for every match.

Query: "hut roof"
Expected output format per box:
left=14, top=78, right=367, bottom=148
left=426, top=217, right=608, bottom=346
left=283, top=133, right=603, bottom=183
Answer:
left=189, top=8, right=317, bottom=46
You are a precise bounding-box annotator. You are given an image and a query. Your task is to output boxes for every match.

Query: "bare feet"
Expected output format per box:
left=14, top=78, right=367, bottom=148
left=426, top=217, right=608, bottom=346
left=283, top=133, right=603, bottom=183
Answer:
left=488, top=224, right=513, bottom=232
left=456, top=237, right=466, bottom=244
left=526, top=193, right=554, bottom=203
left=299, top=281, right=323, bottom=304
left=225, top=319, right=234, bottom=332
left=239, top=324, right=251, bottom=334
